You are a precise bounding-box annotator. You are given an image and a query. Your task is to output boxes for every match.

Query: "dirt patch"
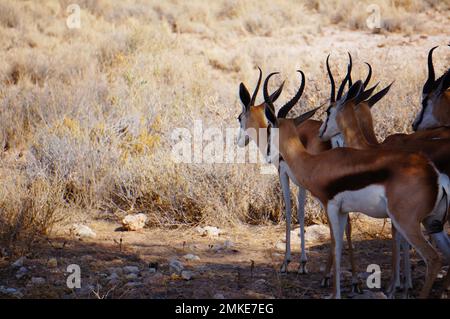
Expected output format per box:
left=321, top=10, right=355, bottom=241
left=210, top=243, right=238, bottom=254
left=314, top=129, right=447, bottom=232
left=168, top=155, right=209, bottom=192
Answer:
left=0, top=219, right=448, bottom=299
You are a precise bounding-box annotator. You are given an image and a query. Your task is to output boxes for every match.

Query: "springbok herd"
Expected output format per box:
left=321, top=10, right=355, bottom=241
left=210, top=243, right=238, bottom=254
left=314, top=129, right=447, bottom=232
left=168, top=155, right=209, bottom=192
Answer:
left=236, top=45, right=450, bottom=299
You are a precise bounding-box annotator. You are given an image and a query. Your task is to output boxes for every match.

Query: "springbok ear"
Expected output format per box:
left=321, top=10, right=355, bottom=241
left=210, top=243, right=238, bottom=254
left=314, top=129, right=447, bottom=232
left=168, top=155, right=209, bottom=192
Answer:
left=345, top=80, right=364, bottom=102
left=294, top=105, right=323, bottom=126
left=239, top=83, right=251, bottom=110
left=367, top=81, right=394, bottom=108
left=354, top=82, right=379, bottom=105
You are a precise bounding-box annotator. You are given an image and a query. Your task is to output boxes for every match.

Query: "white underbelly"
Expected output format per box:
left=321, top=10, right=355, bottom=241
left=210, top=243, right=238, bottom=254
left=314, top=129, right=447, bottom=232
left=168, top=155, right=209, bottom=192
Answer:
left=333, top=185, right=388, bottom=218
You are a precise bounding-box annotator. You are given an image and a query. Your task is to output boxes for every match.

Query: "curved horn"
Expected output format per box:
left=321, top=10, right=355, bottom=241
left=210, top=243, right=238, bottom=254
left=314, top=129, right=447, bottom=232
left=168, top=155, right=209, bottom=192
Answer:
left=263, top=72, right=280, bottom=116
left=278, top=70, right=306, bottom=118
left=347, top=52, right=353, bottom=88
left=250, top=66, right=262, bottom=106
left=337, top=53, right=352, bottom=100
left=363, top=62, right=372, bottom=88
left=326, top=54, right=336, bottom=103
left=424, top=46, right=438, bottom=93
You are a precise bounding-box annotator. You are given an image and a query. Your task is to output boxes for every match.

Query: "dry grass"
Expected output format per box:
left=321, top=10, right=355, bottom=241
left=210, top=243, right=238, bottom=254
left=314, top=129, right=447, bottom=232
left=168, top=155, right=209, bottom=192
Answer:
left=0, top=0, right=449, bottom=252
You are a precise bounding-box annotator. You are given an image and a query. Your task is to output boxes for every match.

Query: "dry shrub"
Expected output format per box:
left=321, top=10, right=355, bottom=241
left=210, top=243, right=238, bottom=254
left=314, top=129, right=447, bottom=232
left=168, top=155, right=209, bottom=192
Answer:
left=0, top=172, right=65, bottom=252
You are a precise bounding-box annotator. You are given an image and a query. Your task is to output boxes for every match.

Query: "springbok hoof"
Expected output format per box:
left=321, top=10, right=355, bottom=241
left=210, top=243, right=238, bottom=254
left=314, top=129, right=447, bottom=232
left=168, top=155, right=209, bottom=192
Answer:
left=351, top=282, right=363, bottom=294
left=298, top=262, right=308, bottom=274
left=279, top=261, right=290, bottom=274
left=321, top=276, right=331, bottom=288
left=401, top=288, right=411, bottom=299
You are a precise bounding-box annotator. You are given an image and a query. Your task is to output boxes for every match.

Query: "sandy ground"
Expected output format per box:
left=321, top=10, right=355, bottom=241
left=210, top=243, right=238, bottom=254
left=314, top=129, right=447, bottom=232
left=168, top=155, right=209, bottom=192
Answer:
left=0, top=217, right=448, bottom=299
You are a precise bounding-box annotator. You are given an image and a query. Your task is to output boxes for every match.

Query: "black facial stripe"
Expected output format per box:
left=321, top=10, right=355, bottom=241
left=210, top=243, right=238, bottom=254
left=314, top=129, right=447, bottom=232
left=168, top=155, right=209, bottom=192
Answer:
left=415, top=96, right=429, bottom=129
left=321, top=107, right=332, bottom=136
left=266, top=124, right=271, bottom=159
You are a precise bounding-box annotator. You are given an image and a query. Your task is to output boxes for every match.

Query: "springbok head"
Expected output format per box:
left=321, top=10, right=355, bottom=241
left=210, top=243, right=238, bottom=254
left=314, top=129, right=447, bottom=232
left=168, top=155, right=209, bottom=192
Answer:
left=236, top=67, right=284, bottom=147
left=412, top=46, right=450, bottom=131
left=263, top=71, right=321, bottom=163
left=319, top=53, right=376, bottom=141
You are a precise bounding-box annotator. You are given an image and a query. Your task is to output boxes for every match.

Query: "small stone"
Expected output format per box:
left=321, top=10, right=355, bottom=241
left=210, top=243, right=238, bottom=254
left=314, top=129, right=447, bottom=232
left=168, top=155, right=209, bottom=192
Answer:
left=144, top=273, right=163, bottom=285
left=121, top=213, right=147, bottom=231
left=213, top=293, right=225, bottom=299
left=31, top=277, right=46, bottom=285
left=108, top=267, right=123, bottom=275
left=183, top=254, right=200, bottom=261
left=108, top=272, right=120, bottom=280
left=71, top=224, right=96, bottom=238
left=125, top=273, right=138, bottom=280
left=181, top=270, right=194, bottom=280
left=149, top=262, right=158, bottom=271
left=12, top=257, right=25, bottom=268
left=123, top=266, right=140, bottom=274
left=15, top=267, right=28, bottom=279
left=47, top=258, right=58, bottom=268
left=169, top=259, right=184, bottom=274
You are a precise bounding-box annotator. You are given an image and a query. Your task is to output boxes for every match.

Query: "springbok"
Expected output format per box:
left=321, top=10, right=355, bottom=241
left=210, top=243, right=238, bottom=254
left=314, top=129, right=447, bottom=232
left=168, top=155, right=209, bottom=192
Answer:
left=264, top=71, right=450, bottom=299
left=236, top=67, right=358, bottom=279
left=322, top=79, right=450, bottom=297
left=326, top=63, right=450, bottom=296
left=412, top=46, right=450, bottom=131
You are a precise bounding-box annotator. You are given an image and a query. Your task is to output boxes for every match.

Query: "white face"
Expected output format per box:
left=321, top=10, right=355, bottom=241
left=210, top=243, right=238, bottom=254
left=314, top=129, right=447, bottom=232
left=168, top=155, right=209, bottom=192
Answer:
left=319, top=104, right=340, bottom=141
left=331, top=134, right=345, bottom=148
left=412, top=94, right=439, bottom=131
left=236, top=112, right=250, bottom=147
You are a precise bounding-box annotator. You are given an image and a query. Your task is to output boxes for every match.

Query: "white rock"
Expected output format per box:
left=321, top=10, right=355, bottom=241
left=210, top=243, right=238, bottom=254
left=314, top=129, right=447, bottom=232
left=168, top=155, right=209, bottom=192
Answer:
left=121, top=213, right=147, bottom=231
left=169, top=259, right=184, bottom=274
left=123, top=266, right=140, bottom=274
left=31, top=277, right=46, bottom=285
left=183, top=254, right=200, bottom=261
left=196, top=226, right=221, bottom=237
left=213, top=293, right=225, bottom=299
left=181, top=270, right=194, bottom=280
left=12, top=257, right=25, bottom=268
left=71, top=224, right=97, bottom=238
left=304, top=224, right=330, bottom=243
